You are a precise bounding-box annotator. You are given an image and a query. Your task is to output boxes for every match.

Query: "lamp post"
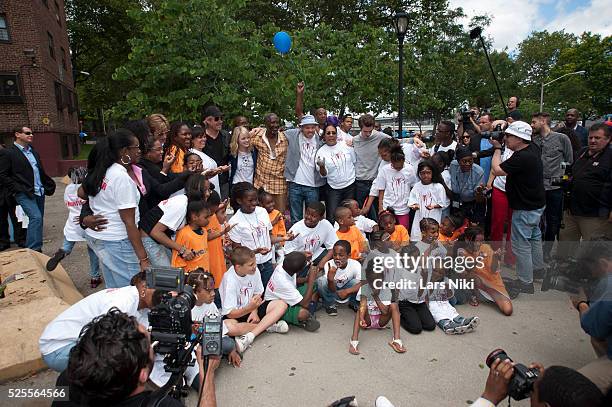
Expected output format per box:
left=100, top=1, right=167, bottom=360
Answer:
left=394, top=12, right=408, bottom=138
left=539, top=70, right=586, bottom=112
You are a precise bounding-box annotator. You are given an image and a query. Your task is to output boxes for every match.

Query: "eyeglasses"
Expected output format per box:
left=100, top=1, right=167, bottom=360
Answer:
left=22, top=131, right=32, bottom=135
left=325, top=131, right=337, bottom=135
left=462, top=135, right=471, bottom=139
left=213, top=117, right=222, bottom=122
left=128, top=145, right=140, bottom=150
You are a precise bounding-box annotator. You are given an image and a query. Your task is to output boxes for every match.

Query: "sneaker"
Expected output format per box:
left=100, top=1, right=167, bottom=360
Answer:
left=325, top=305, right=338, bottom=316
left=234, top=332, right=255, bottom=353
left=442, top=320, right=466, bottom=335
left=300, top=317, right=320, bottom=332
left=90, top=277, right=103, bottom=288
left=375, top=396, right=396, bottom=407
left=46, top=249, right=67, bottom=271
left=348, top=302, right=359, bottom=313
left=266, top=320, right=289, bottom=334
left=463, top=316, right=480, bottom=332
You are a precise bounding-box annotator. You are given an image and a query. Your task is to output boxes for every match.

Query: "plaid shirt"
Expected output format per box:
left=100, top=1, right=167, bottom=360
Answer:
left=252, top=130, right=288, bottom=195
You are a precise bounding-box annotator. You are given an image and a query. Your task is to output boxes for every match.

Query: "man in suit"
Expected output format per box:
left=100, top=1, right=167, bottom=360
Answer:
left=0, top=143, right=26, bottom=250
left=565, top=108, right=589, bottom=147
left=0, top=126, right=56, bottom=252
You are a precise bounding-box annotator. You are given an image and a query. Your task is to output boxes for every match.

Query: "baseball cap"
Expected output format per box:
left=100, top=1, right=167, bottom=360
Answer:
left=504, top=120, right=532, bottom=141
left=203, top=105, right=223, bottom=119
left=300, top=114, right=317, bottom=126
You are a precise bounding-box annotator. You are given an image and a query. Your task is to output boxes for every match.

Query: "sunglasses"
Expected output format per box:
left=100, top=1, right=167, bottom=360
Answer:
left=213, top=117, right=222, bottom=122
left=22, top=131, right=33, bottom=135
left=325, top=131, right=337, bottom=135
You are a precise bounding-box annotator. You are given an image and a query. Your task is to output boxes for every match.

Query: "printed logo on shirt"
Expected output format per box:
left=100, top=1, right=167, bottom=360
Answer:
left=391, top=174, right=411, bottom=197
left=101, top=177, right=109, bottom=191
left=267, top=280, right=276, bottom=292
left=303, top=234, right=322, bottom=253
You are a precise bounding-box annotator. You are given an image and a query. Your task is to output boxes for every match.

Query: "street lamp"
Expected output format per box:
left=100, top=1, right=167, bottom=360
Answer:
left=394, top=11, right=408, bottom=138
left=539, top=70, right=586, bottom=112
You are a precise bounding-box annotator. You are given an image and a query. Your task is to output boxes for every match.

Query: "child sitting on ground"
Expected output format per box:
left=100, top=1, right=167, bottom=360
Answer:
left=438, top=213, right=469, bottom=244
left=219, top=247, right=290, bottom=353
left=46, top=167, right=102, bottom=288
left=171, top=200, right=210, bottom=272
left=426, top=262, right=480, bottom=334
left=349, top=257, right=406, bottom=355
left=264, top=251, right=321, bottom=332
left=334, top=199, right=378, bottom=236
left=334, top=207, right=367, bottom=261
left=378, top=209, right=410, bottom=252
left=317, top=240, right=363, bottom=316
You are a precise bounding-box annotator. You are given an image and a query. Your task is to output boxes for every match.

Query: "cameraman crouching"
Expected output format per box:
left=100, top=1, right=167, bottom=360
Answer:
left=51, top=308, right=220, bottom=406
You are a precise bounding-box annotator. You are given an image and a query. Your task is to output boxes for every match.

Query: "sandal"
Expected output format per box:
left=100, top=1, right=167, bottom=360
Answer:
left=349, top=340, right=360, bottom=355
left=469, top=294, right=479, bottom=307
left=388, top=339, right=406, bottom=353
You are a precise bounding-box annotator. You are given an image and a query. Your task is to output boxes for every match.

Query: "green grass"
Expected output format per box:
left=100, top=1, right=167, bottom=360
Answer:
left=75, top=143, right=94, bottom=160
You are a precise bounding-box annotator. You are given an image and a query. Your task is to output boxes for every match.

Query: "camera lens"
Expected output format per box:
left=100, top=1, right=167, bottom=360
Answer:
left=486, top=348, right=512, bottom=367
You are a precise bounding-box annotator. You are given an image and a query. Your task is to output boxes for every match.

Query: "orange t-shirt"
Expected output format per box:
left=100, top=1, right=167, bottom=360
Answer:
left=169, top=145, right=185, bottom=174
left=269, top=209, right=286, bottom=246
left=171, top=225, right=210, bottom=273
left=389, top=224, right=410, bottom=244
left=336, top=225, right=366, bottom=260
left=439, top=221, right=469, bottom=242
left=206, top=213, right=226, bottom=288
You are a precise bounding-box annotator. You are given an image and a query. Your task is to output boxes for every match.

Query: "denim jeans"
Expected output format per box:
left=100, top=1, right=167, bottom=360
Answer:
left=511, top=207, right=545, bottom=284
left=62, top=238, right=102, bottom=279
left=317, top=277, right=359, bottom=306
left=258, top=260, right=274, bottom=289
left=542, top=188, right=564, bottom=258
left=42, top=342, right=74, bottom=372
left=86, top=235, right=140, bottom=288
left=288, top=182, right=319, bottom=224
left=325, top=183, right=356, bottom=223
left=141, top=236, right=172, bottom=267
left=15, top=193, right=45, bottom=251
left=355, top=180, right=377, bottom=221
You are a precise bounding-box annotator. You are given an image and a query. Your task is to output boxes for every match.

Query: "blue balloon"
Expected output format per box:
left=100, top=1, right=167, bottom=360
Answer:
left=273, top=31, right=292, bottom=54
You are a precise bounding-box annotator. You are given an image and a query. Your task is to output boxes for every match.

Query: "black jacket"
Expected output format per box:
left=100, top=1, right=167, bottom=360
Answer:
left=0, top=144, right=56, bottom=198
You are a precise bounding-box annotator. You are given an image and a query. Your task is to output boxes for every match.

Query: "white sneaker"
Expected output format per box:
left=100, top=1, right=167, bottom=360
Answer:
left=266, top=320, right=289, bottom=334
left=375, top=396, right=395, bottom=407
left=234, top=332, right=255, bottom=353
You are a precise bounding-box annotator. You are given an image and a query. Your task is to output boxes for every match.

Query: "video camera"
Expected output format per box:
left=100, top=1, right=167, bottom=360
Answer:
left=486, top=349, right=540, bottom=400
left=551, top=161, right=572, bottom=190
left=480, top=123, right=505, bottom=142
left=460, top=107, right=476, bottom=123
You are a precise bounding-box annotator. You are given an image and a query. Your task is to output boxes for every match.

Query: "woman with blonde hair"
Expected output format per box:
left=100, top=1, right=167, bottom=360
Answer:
left=146, top=113, right=169, bottom=146
left=229, top=126, right=257, bottom=186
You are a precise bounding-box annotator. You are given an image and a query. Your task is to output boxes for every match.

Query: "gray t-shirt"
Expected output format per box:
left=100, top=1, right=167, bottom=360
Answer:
left=353, top=130, right=390, bottom=181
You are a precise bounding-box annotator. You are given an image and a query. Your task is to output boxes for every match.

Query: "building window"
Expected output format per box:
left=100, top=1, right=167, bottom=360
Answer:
left=0, top=14, right=10, bottom=42
left=0, top=74, right=23, bottom=103
left=60, top=47, right=67, bottom=71
left=48, top=32, right=55, bottom=59
left=54, top=81, right=63, bottom=110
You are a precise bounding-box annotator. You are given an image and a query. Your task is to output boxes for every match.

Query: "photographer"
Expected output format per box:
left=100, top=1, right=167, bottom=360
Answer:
left=39, top=272, right=158, bottom=372
left=491, top=121, right=546, bottom=294
left=472, top=357, right=603, bottom=406
left=458, top=106, right=482, bottom=135
left=571, top=239, right=612, bottom=394
left=52, top=308, right=221, bottom=407
left=559, top=123, right=612, bottom=257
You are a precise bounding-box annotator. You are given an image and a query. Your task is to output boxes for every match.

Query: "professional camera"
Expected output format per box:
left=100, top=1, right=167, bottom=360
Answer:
left=460, top=107, right=474, bottom=123
left=480, top=123, right=505, bottom=142
left=551, top=161, right=572, bottom=189
left=486, top=349, right=540, bottom=400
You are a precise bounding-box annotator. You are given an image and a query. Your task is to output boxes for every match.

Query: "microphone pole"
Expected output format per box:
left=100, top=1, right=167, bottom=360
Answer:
left=470, top=27, right=508, bottom=118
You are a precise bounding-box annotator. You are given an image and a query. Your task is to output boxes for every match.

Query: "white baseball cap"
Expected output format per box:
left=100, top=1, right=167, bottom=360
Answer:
left=504, top=120, right=532, bottom=141
left=300, top=114, right=317, bottom=126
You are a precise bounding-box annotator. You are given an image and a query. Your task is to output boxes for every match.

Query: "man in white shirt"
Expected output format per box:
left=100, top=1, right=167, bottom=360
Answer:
left=265, top=252, right=320, bottom=331
left=336, top=114, right=354, bottom=146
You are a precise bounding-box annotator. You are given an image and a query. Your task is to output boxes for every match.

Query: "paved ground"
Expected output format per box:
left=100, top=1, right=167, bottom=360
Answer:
left=0, top=180, right=597, bottom=407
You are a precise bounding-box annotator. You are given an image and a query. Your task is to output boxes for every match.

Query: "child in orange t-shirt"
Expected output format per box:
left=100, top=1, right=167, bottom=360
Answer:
left=172, top=201, right=211, bottom=272
left=439, top=213, right=469, bottom=243
left=334, top=207, right=367, bottom=261
left=378, top=209, right=409, bottom=251
left=258, top=189, right=287, bottom=264
left=205, top=196, right=235, bottom=294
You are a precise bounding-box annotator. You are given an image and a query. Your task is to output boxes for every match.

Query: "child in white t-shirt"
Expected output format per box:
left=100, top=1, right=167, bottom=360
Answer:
left=46, top=167, right=103, bottom=288
left=219, top=247, right=290, bottom=353
left=316, top=240, right=363, bottom=316
left=408, top=160, right=450, bottom=242
left=264, top=252, right=320, bottom=331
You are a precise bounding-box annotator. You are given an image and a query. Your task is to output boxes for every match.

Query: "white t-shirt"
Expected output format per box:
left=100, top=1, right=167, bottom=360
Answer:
left=401, top=142, right=423, bottom=168
left=157, top=194, right=188, bottom=232
left=264, top=264, right=303, bottom=306
left=315, top=143, right=356, bottom=189
left=441, top=169, right=451, bottom=190
left=493, top=148, right=514, bottom=192
left=63, top=183, right=86, bottom=242
left=336, top=128, right=353, bottom=145
left=86, top=163, right=140, bottom=241
left=190, top=148, right=220, bottom=193
left=293, top=134, right=318, bottom=187
left=320, top=259, right=361, bottom=303
left=408, top=181, right=450, bottom=242
left=284, top=219, right=338, bottom=260
left=233, top=151, right=255, bottom=184
left=429, top=141, right=457, bottom=156
left=372, top=163, right=417, bottom=215
left=228, top=206, right=273, bottom=264
left=219, top=266, right=264, bottom=316
left=334, top=215, right=377, bottom=236
left=39, top=286, right=140, bottom=355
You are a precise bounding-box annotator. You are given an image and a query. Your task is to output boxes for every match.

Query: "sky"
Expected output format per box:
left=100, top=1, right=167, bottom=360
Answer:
left=449, top=0, right=611, bottom=51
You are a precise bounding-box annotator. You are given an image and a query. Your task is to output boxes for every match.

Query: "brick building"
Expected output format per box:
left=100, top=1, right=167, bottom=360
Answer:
left=0, top=0, right=81, bottom=176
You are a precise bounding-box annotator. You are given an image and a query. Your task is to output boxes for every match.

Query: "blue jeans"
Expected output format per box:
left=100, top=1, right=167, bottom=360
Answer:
left=258, top=260, right=274, bottom=289
left=141, top=236, right=171, bottom=267
left=62, top=238, right=102, bottom=278
left=355, top=180, right=377, bottom=222
left=86, top=236, right=140, bottom=288
left=511, top=208, right=545, bottom=284
left=542, top=189, right=564, bottom=258
left=325, top=183, right=356, bottom=223
left=317, top=277, right=359, bottom=306
left=42, top=342, right=74, bottom=372
left=288, top=182, right=319, bottom=224
left=15, top=193, right=45, bottom=251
